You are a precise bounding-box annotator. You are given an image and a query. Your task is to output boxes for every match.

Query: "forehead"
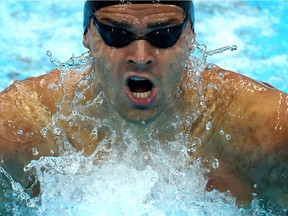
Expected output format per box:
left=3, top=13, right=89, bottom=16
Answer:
left=95, top=4, right=186, bottom=25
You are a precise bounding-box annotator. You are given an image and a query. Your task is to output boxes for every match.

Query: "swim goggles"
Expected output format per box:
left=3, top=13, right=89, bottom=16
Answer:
left=93, top=16, right=188, bottom=48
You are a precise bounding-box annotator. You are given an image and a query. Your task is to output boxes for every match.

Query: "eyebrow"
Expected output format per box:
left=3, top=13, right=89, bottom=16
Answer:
left=99, top=17, right=184, bottom=29
left=147, top=18, right=185, bottom=29
left=100, top=18, right=131, bottom=29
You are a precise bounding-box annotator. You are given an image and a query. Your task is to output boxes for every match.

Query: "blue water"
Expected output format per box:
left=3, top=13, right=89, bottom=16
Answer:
left=195, top=0, right=288, bottom=92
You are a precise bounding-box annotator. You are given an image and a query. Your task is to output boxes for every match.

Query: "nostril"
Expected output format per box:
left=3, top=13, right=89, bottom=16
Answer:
left=127, top=59, right=152, bottom=66
left=127, top=59, right=135, bottom=64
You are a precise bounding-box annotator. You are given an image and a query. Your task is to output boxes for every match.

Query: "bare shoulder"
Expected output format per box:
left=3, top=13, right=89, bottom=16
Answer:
left=0, top=70, right=64, bottom=160
left=203, top=66, right=288, bottom=147
left=199, top=66, right=288, bottom=206
left=0, top=68, right=89, bottom=190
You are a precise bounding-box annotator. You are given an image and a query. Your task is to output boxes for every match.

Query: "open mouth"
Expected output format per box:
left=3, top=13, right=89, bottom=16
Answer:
left=125, top=76, right=157, bottom=107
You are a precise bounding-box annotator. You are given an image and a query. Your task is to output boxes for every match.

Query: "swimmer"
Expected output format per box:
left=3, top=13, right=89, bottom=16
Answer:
left=0, top=0, right=287, bottom=211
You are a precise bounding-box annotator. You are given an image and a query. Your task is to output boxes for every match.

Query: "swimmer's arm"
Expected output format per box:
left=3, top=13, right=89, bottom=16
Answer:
left=0, top=68, right=87, bottom=158
left=201, top=67, right=287, bottom=205
left=210, top=69, right=288, bottom=155
left=223, top=76, right=288, bottom=207
left=0, top=71, right=62, bottom=169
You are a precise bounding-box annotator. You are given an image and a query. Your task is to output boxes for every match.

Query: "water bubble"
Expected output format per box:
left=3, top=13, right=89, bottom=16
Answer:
left=212, top=158, right=219, bottom=169
left=253, top=184, right=257, bottom=188
left=76, top=92, right=85, bottom=100
left=219, top=130, right=224, bottom=135
left=48, top=84, right=57, bottom=89
left=175, top=87, right=183, bottom=97
left=208, top=83, right=214, bottom=88
left=32, top=148, right=39, bottom=156
left=91, top=128, right=98, bottom=140
left=219, top=73, right=223, bottom=78
left=53, top=127, right=62, bottom=136
left=141, top=121, right=146, bottom=125
left=40, top=127, right=48, bottom=137
left=46, top=50, right=52, bottom=57
left=205, top=121, right=212, bottom=130
left=23, top=165, right=31, bottom=172
left=226, top=134, right=231, bottom=140
left=17, top=130, right=23, bottom=135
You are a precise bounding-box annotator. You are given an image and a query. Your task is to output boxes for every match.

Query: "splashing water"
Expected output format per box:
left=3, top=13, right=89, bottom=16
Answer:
left=0, top=39, right=274, bottom=215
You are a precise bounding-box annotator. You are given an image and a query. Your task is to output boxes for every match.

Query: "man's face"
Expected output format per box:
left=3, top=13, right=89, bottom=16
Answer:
left=84, top=4, right=194, bottom=124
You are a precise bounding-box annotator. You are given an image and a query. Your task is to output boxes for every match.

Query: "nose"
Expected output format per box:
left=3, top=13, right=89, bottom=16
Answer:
left=125, top=40, right=155, bottom=70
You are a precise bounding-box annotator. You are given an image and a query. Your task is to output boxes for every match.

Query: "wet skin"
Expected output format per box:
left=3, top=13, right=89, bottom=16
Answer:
left=0, top=4, right=288, bottom=210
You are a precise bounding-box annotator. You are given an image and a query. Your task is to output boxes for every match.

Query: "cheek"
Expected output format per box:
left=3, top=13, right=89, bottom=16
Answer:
left=159, top=48, right=189, bottom=95
left=92, top=49, right=124, bottom=91
left=88, top=33, right=121, bottom=73
left=90, top=45, right=125, bottom=100
left=162, top=47, right=188, bottom=78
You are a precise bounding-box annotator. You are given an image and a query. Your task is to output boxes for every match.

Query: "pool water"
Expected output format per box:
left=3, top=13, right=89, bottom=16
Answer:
left=0, top=0, right=287, bottom=215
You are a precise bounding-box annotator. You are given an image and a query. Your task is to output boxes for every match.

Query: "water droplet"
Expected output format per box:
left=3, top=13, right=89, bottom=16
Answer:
left=32, top=148, right=39, bottom=156
left=48, top=84, right=57, bottom=89
left=50, top=149, right=55, bottom=155
left=206, top=121, right=212, bottom=130
left=17, top=130, right=23, bottom=135
left=226, top=134, right=231, bottom=140
left=46, top=50, right=52, bottom=57
left=212, top=158, right=219, bottom=169
left=175, top=87, right=183, bottom=97
left=76, top=92, right=85, bottom=100
left=219, top=130, right=224, bottom=135
left=53, top=127, right=62, bottom=136
left=141, top=121, right=146, bottom=125
left=208, top=83, right=214, bottom=88
left=253, top=184, right=257, bottom=188
left=219, top=73, right=223, bottom=78
left=40, top=127, right=48, bottom=137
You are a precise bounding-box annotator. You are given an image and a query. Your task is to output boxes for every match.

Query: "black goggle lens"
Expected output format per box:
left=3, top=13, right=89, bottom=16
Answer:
left=93, top=17, right=187, bottom=48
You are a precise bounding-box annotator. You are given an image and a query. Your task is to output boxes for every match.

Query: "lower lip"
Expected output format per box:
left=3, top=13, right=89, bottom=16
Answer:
left=125, top=87, right=157, bottom=107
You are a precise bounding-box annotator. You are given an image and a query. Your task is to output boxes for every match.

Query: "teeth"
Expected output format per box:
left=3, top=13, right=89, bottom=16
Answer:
left=130, top=77, right=146, bottom=81
left=132, top=91, right=151, bottom=99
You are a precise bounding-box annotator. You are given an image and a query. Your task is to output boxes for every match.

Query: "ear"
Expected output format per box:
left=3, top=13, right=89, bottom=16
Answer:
left=83, top=32, right=90, bottom=49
